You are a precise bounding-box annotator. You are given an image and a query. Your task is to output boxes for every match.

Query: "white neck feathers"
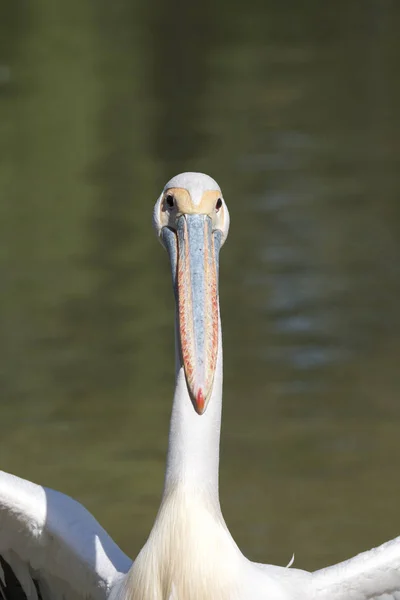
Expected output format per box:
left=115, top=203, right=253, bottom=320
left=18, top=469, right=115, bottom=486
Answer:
left=123, top=484, right=240, bottom=600
left=163, top=318, right=224, bottom=497
left=121, top=312, right=242, bottom=599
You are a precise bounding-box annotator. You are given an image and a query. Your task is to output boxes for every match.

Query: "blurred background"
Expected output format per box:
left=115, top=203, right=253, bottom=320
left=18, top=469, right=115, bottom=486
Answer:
left=1, top=0, right=400, bottom=572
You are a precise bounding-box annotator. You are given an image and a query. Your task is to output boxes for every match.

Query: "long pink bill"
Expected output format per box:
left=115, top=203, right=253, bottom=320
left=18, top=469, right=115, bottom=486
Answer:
left=175, top=214, right=220, bottom=414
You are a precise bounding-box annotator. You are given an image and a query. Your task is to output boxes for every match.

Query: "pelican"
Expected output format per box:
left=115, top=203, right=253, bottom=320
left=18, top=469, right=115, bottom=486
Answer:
left=0, top=172, right=400, bottom=600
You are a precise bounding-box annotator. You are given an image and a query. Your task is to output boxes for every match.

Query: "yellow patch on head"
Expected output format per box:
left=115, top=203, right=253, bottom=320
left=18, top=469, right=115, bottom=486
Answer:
left=164, top=188, right=221, bottom=216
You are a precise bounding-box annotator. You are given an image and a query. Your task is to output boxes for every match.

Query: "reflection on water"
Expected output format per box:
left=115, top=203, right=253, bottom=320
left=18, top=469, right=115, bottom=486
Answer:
left=1, top=0, right=400, bottom=571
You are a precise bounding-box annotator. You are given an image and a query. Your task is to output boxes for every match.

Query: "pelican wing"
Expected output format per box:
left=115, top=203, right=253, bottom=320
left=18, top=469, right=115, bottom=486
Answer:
left=312, top=535, right=400, bottom=599
left=0, top=470, right=132, bottom=600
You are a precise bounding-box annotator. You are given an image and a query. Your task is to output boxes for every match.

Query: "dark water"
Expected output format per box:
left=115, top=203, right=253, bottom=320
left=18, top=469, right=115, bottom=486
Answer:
left=1, top=0, right=400, bottom=572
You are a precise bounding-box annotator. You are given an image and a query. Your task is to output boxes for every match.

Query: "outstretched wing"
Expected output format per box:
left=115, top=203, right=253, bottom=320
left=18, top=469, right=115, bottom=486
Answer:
left=312, top=535, right=400, bottom=599
left=0, top=470, right=132, bottom=600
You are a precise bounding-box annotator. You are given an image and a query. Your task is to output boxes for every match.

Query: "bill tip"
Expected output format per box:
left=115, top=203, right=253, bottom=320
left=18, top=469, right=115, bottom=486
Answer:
left=196, top=389, right=205, bottom=414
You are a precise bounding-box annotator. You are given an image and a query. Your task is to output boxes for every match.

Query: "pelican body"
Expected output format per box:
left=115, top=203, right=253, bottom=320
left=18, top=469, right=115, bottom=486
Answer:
left=0, top=173, right=399, bottom=600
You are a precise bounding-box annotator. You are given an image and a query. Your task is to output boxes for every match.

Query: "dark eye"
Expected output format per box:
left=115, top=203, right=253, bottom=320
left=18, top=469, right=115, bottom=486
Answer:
left=216, top=198, right=222, bottom=211
left=165, top=194, right=174, bottom=209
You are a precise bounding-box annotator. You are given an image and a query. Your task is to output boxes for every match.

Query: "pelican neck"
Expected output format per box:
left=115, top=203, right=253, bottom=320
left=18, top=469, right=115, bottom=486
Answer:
left=163, top=318, right=223, bottom=500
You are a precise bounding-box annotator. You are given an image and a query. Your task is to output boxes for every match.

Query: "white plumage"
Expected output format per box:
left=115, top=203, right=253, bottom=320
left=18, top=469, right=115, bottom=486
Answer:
left=0, top=471, right=130, bottom=600
left=0, top=173, right=399, bottom=600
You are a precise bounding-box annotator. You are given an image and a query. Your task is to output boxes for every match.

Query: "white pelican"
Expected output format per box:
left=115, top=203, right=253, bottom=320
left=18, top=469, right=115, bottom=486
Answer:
left=0, top=172, right=399, bottom=600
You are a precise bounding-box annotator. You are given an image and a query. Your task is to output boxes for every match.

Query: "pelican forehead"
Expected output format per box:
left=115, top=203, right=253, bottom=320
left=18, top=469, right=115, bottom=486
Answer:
left=163, top=188, right=221, bottom=215
left=164, top=172, right=221, bottom=206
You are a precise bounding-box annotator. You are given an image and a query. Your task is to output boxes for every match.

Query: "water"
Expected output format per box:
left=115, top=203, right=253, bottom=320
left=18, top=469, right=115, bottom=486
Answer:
left=1, top=0, right=400, bottom=572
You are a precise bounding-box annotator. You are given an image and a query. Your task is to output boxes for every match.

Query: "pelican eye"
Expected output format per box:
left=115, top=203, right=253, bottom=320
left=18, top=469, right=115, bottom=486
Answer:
left=165, top=194, right=175, bottom=209
left=216, top=198, right=222, bottom=211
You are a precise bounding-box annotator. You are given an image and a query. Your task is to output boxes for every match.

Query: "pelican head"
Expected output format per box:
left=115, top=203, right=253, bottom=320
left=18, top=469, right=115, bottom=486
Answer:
left=153, top=172, right=230, bottom=415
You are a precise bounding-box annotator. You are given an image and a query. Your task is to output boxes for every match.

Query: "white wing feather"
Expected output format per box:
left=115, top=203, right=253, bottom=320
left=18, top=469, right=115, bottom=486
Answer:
left=3, top=470, right=400, bottom=600
left=0, top=470, right=132, bottom=600
left=312, top=536, right=400, bottom=600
